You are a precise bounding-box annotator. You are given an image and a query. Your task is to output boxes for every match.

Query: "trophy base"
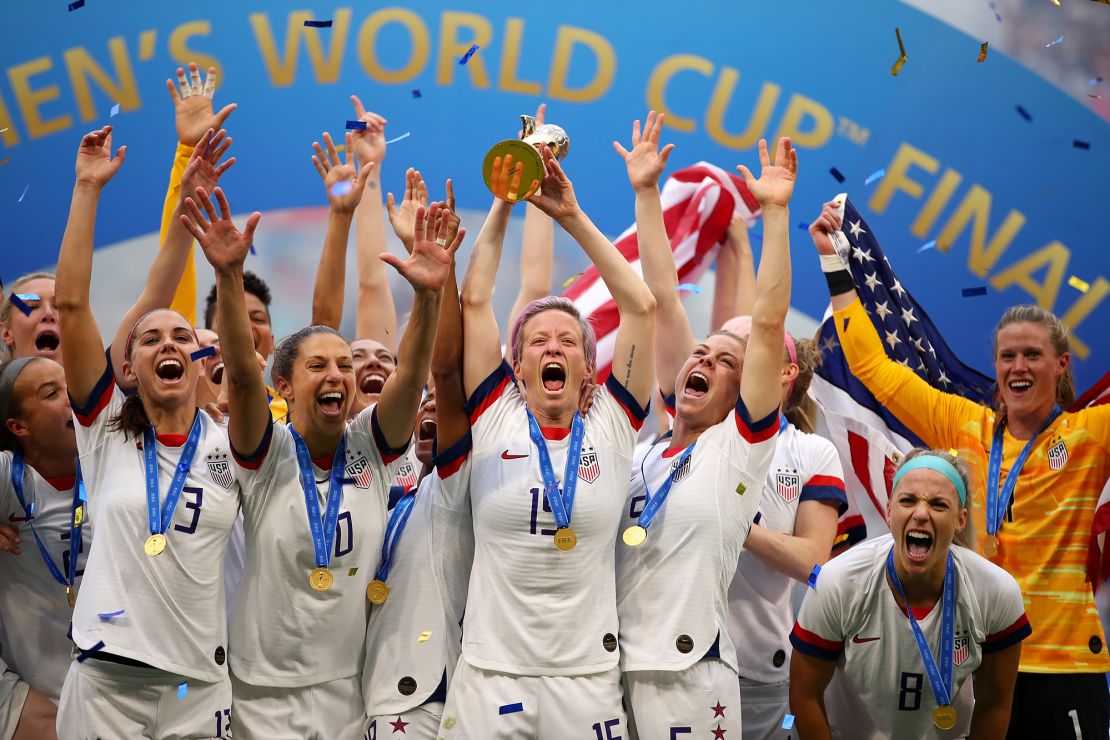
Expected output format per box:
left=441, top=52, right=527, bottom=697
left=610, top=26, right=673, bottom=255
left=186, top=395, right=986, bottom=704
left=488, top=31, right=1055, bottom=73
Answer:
left=482, top=140, right=544, bottom=202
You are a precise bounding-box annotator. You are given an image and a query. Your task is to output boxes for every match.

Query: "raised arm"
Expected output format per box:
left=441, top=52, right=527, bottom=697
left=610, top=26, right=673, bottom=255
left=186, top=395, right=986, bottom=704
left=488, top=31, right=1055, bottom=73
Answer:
left=56, top=126, right=126, bottom=406
left=432, top=259, right=468, bottom=451
left=461, top=164, right=516, bottom=396
left=734, top=138, right=796, bottom=422
left=181, top=187, right=268, bottom=455
left=349, top=96, right=396, bottom=347
left=612, top=111, right=689, bottom=399
left=375, top=204, right=466, bottom=449
left=110, top=129, right=236, bottom=382
left=529, top=146, right=656, bottom=406
left=710, top=215, right=756, bottom=331
left=310, top=131, right=375, bottom=329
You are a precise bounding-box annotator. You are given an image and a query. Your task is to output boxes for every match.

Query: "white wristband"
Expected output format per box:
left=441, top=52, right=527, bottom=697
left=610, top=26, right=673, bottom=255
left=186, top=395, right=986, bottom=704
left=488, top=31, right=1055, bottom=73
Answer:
left=820, top=252, right=847, bottom=273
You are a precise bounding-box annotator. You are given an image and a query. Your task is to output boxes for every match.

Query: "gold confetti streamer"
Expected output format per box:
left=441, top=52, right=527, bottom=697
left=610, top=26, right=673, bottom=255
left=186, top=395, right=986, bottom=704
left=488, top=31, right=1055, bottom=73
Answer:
left=347, top=567, right=359, bottom=576
left=891, top=28, right=908, bottom=76
left=418, top=631, right=432, bottom=642
left=977, top=42, right=989, bottom=62
left=1068, top=275, right=1090, bottom=293
left=562, top=272, right=584, bottom=288
left=948, top=449, right=959, bottom=457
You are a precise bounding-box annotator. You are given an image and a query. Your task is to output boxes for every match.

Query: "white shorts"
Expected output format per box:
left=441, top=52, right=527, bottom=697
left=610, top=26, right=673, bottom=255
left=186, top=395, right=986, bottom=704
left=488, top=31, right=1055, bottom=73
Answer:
left=438, top=659, right=626, bottom=740
left=624, top=659, right=742, bottom=740
left=0, top=669, right=28, bottom=740
left=364, top=702, right=443, bottom=739
left=56, top=657, right=232, bottom=740
left=737, top=677, right=791, bottom=740
left=231, top=671, right=363, bottom=740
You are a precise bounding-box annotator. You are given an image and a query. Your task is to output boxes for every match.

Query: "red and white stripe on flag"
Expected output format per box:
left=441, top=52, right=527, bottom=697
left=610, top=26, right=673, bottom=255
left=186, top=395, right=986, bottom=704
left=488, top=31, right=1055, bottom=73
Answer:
left=1081, top=369, right=1110, bottom=590
left=561, top=162, right=760, bottom=381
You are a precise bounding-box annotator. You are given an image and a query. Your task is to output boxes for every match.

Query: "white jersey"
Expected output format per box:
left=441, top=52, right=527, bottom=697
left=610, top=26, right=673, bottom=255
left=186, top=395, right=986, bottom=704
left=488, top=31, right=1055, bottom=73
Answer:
left=791, top=535, right=1031, bottom=740
left=230, top=404, right=407, bottom=687
left=616, top=399, right=779, bottom=673
left=390, top=446, right=422, bottom=496
left=363, top=435, right=473, bottom=715
left=463, top=362, right=646, bottom=676
left=71, top=376, right=240, bottom=682
left=0, top=451, right=90, bottom=700
left=727, top=421, right=846, bottom=683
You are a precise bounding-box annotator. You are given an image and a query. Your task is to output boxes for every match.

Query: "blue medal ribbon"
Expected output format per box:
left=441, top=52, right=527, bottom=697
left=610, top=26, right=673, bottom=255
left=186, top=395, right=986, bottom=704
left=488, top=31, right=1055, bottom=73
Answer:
left=290, top=428, right=347, bottom=569
left=10, top=451, right=83, bottom=590
left=142, top=414, right=204, bottom=539
left=524, top=410, right=584, bottom=530
left=373, top=492, right=418, bottom=583
left=636, top=442, right=696, bottom=531
left=985, top=405, right=1062, bottom=537
left=886, top=547, right=956, bottom=710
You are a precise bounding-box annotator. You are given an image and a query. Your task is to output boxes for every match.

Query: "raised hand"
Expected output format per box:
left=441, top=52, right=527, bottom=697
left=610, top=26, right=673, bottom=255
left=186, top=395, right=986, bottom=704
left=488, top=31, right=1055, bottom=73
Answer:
left=312, top=131, right=374, bottom=214
left=386, top=167, right=428, bottom=252
left=181, top=128, right=235, bottom=201
left=381, top=203, right=466, bottom=293
left=808, top=200, right=843, bottom=256
left=736, top=137, right=798, bottom=209
left=526, top=145, right=579, bottom=221
left=75, top=126, right=126, bottom=188
left=181, top=187, right=261, bottom=274
left=349, top=95, right=388, bottom=166
left=165, top=63, right=237, bottom=148
left=612, top=111, right=675, bottom=192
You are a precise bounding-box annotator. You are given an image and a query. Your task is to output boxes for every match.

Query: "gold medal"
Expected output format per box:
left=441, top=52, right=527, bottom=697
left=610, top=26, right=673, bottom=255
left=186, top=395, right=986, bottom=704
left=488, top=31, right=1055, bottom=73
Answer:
left=66, top=585, right=76, bottom=609
left=932, top=705, right=957, bottom=730
left=554, top=527, right=577, bottom=552
left=144, top=534, right=167, bottom=557
left=622, top=525, right=647, bottom=547
left=366, top=579, right=390, bottom=604
left=309, top=567, right=333, bottom=592
left=982, top=535, right=999, bottom=557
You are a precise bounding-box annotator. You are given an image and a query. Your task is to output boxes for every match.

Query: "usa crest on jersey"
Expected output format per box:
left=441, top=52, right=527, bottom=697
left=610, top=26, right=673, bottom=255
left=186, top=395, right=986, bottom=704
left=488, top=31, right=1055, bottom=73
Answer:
left=953, top=633, right=970, bottom=666
left=670, top=452, right=692, bottom=484
left=206, top=450, right=235, bottom=490
left=775, top=471, right=801, bottom=503
left=1047, top=439, right=1069, bottom=471
left=344, top=452, right=374, bottom=489
left=579, top=447, right=601, bottom=483
left=393, top=461, right=418, bottom=491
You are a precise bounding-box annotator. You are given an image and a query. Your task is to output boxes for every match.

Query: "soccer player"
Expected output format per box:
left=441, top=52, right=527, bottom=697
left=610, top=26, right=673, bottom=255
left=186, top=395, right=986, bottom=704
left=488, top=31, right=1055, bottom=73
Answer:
left=810, top=200, right=1110, bottom=737
left=611, top=114, right=797, bottom=738
left=439, top=144, right=656, bottom=739
left=790, top=449, right=1029, bottom=739
left=0, top=645, right=57, bottom=740
left=185, top=178, right=461, bottom=737
left=0, top=275, right=61, bottom=365
left=0, top=357, right=88, bottom=702
left=362, top=256, right=472, bottom=738
left=54, top=126, right=241, bottom=738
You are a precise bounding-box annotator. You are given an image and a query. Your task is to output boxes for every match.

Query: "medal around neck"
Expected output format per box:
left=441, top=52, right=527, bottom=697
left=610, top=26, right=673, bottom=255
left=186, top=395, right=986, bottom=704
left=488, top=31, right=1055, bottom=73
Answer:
left=367, top=579, right=390, bottom=604
left=981, top=534, right=999, bottom=557
left=309, top=567, right=333, bottom=592
left=554, top=527, right=577, bottom=552
left=482, top=114, right=570, bottom=202
left=66, top=585, right=76, bottom=609
left=933, top=705, right=957, bottom=730
left=145, top=533, right=167, bottom=557
left=623, top=525, right=647, bottom=547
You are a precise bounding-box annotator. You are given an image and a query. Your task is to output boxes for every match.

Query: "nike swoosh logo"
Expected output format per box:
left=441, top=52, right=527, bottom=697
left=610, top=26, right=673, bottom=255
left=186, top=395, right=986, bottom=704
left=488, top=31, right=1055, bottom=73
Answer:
left=7, top=514, right=27, bottom=523
left=852, top=635, right=880, bottom=644
left=501, top=450, right=528, bottom=460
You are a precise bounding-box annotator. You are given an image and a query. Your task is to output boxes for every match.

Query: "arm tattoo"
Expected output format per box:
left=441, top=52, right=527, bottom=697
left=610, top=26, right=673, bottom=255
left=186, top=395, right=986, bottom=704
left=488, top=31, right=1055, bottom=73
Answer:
left=624, top=344, right=636, bottom=386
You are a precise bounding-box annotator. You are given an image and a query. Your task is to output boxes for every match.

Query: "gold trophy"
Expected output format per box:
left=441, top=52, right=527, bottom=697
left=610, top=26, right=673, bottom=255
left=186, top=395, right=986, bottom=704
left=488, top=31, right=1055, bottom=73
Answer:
left=482, top=114, right=570, bottom=202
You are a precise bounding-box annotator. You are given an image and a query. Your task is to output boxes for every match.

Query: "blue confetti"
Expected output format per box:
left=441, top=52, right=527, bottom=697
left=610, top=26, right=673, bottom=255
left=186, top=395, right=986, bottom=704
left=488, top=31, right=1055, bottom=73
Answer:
left=1091, top=77, right=1104, bottom=87
left=98, top=610, right=125, bottom=620
left=782, top=714, right=796, bottom=730
left=1074, top=140, right=1091, bottom=150
left=76, top=640, right=105, bottom=661
left=177, top=682, right=188, bottom=699
left=753, top=511, right=763, bottom=525
left=385, top=132, right=411, bottom=145
left=330, top=181, right=354, bottom=198
left=249, top=245, right=257, bottom=256
left=498, top=702, right=524, bottom=715
left=17, top=185, right=29, bottom=203
left=412, top=89, right=422, bottom=98
left=1045, top=35, right=1065, bottom=48
left=864, top=169, right=886, bottom=186
left=459, top=44, right=480, bottom=65
left=304, top=19, right=332, bottom=27
left=797, top=221, right=810, bottom=231
left=68, top=0, right=85, bottom=10
left=916, top=240, right=937, bottom=253
left=1015, top=105, right=1032, bottom=122
left=994, top=13, right=1002, bottom=22
left=829, top=167, right=845, bottom=183
left=190, top=346, right=217, bottom=362
left=807, top=564, right=821, bottom=589
left=9, top=294, right=33, bottom=316
left=345, top=120, right=367, bottom=131
left=78, top=477, right=87, bottom=502
left=110, top=103, right=120, bottom=118
left=962, top=286, right=988, bottom=297
left=677, top=283, right=701, bottom=293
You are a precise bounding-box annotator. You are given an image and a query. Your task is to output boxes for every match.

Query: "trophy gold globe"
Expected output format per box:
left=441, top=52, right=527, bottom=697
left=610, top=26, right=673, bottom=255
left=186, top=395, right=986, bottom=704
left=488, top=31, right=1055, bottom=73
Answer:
left=483, top=114, right=570, bottom=202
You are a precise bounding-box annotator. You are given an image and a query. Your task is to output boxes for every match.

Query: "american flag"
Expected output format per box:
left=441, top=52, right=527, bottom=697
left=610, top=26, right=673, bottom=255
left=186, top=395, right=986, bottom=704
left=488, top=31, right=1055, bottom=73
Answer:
left=562, top=162, right=760, bottom=381
left=1082, top=370, right=1110, bottom=590
left=809, top=197, right=994, bottom=547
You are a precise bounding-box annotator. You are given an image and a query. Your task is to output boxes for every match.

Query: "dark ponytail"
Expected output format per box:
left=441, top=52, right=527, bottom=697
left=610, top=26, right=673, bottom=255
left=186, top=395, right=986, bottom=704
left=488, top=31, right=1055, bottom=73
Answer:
left=106, top=394, right=152, bottom=441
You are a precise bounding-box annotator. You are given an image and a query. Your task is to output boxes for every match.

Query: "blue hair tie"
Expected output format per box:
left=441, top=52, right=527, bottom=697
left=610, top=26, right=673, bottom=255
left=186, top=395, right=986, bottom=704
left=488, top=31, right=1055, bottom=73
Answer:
left=892, top=455, right=967, bottom=505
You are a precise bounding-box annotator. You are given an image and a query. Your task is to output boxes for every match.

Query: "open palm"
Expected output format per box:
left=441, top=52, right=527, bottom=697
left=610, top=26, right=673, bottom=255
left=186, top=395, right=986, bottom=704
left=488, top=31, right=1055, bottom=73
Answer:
left=75, top=126, right=126, bottom=187
left=166, top=63, right=237, bottom=147
left=181, top=128, right=235, bottom=200
left=736, top=137, right=798, bottom=208
left=613, top=111, right=674, bottom=192
left=312, top=131, right=373, bottom=214
left=381, top=204, right=465, bottom=292
left=182, top=187, right=261, bottom=273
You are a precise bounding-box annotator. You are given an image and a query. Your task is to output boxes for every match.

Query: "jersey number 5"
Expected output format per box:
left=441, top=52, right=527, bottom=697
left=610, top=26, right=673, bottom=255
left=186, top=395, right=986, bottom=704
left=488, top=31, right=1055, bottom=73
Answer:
left=529, top=487, right=557, bottom=536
